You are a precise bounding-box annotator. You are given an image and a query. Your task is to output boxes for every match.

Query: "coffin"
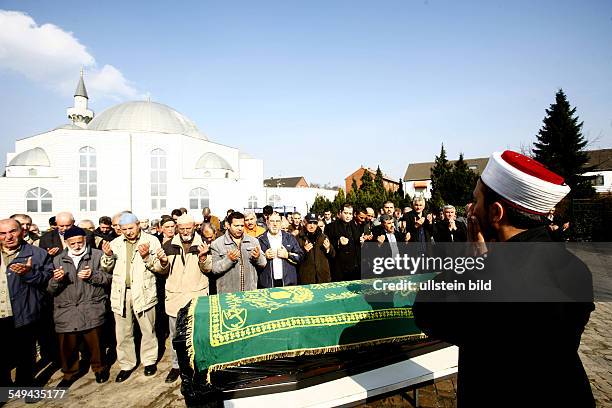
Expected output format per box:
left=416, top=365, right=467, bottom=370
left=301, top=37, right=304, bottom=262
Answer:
left=173, top=273, right=451, bottom=406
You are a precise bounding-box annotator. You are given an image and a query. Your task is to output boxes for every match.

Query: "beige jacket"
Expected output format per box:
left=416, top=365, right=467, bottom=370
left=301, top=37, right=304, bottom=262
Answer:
left=101, top=232, right=163, bottom=315
left=155, top=234, right=212, bottom=317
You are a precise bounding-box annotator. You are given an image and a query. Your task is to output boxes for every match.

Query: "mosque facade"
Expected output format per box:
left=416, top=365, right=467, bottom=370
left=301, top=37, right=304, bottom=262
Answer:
left=1, top=74, right=336, bottom=227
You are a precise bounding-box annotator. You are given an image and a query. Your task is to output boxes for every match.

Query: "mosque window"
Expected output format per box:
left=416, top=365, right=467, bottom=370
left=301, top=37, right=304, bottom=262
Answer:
left=248, top=195, right=258, bottom=209
left=26, top=187, right=52, bottom=213
left=268, top=194, right=281, bottom=208
left=78, top=147, right=97, bottom=212
left=189, top=188, right=210, bottom=210
left=151, top=149, right=168, bottom=210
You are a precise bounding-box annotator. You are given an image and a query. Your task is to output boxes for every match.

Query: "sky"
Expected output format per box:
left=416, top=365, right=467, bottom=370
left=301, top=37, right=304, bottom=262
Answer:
left=1, top=0, right=611, bottom=187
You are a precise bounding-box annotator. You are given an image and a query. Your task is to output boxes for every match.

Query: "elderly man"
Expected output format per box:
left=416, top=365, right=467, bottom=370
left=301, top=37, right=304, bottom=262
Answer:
left=154, top=214, right=211, bottom=383
left=78, top=219, right=96, bottom=232
left=111, top=213, right=124, bottom=237
left=10, top=214, right=39, bottom=245
left=48, top=227, right=111, bottom=386
left=434, top=205, right=467, bottom=243
left=160, top=216, right=176, bottom=244
left=297, top=213, right=334, bottom=284
left=414, top=151, right=595, bottom=407
left=258, top=212, right=304, bottom=288
left=101, top=213, right=164, bottom=382
left=244, top=211, right=265, bottom=238
left=0, top=218, right=52, bottom=387
left=39, top=212, right=95, bottom=256
left=405, top=197, right=434, bottom=245
left=210, top=212, right=266, bottom=293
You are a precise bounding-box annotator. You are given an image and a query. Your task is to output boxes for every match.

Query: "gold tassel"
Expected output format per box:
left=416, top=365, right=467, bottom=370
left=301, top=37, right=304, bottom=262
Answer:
left=205, top=333, right=427, bottom=384
left=186, top=298, right=199, bottom=370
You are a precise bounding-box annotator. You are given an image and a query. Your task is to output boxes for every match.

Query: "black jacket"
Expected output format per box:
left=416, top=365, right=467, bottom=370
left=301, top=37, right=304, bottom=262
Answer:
left=404, top=212, right=434, bottom=243
left=433, top=220, right=467, bottom=243
left=413, top=227, right=595, bottom=407
left=39, top=229, right=96, bottom=253
left=324, top=220, right=361, bottom=281
left=296, top=229, right=335, bottom=284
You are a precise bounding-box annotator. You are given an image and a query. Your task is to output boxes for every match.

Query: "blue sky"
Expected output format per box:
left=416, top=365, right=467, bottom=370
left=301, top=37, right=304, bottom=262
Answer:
left=1, top=0, right=611, bottom=186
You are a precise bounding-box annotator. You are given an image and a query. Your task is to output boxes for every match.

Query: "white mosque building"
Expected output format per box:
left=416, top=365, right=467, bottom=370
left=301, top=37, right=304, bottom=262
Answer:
left=1, top=74, right=336, bottom=227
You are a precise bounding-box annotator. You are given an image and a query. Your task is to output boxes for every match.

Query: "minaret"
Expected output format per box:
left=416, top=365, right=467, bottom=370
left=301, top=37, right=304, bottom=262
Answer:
left=67, top=69, right=94, bottom=128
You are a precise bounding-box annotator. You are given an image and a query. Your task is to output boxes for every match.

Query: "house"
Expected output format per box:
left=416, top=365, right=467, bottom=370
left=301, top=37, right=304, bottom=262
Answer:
left=402, top=157, right=488, bottom=199
left=345, top=166, right=400, bottom=193
left=402, top=149, right=612, bottom=199
left=263, top=176, right=309, bottom=188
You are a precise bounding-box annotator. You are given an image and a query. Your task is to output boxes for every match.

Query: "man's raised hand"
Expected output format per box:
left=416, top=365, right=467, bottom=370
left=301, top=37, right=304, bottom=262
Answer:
left=137, top=243, right=150, bottom=259
left=101, top=240, right=113, bottom=257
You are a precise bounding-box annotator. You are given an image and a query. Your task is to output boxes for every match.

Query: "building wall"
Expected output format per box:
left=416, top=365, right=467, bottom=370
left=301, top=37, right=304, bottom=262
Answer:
left=1, top=128, right=265, bottom=227
left=262, top=187, right=337, bottom=215
left=404, top=180, right=432, bottom=200
left=583, top=171, right=612, bottom=194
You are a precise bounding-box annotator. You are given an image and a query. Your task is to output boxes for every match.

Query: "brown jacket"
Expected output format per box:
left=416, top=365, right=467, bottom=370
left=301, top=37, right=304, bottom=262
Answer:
left=296, top=229, right=335, bottom=285
left=155, top=234, right=212, bottom=317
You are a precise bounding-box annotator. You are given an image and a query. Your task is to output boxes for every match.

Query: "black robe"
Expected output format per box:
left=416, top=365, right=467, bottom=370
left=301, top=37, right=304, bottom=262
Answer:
left=324, top=219, right=361, bottom=281
left=413, top=226, right=595, bottom=407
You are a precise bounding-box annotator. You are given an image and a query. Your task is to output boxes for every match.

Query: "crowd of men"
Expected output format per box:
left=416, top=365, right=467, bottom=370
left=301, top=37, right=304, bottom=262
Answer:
left=0, top=150, right=593, bottom=407
left=0, top=198, right=474, bottom=390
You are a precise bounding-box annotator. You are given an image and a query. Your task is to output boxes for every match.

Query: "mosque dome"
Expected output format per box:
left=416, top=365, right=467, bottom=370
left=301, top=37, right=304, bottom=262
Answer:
left=8, top=147, right=51, bottom=167
left=195, top=152, right=233, bottom=171
left=88, top=101, right=207, bottom=139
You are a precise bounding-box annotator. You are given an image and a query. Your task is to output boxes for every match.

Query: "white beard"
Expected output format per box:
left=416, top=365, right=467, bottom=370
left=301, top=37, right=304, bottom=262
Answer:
left=68, top=246, right=87, bottom=257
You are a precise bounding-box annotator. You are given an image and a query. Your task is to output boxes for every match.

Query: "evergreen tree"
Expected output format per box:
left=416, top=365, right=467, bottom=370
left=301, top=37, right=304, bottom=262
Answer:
left=429, top=144, right=452, bottom=210
left=310, top=195, right=332, bottom=214
left=448, top=153, right=478, bottom=206
left=359, top=168, right=374, bottom=193
left=374, top=166, right=385, bottom=192
left=533, top=89, right=594, bottom=198
left=346, top=189, right=358, bottom=208
left=331, top=188, right=346, bottom=215
left=351, top=177, right=359, bottom=194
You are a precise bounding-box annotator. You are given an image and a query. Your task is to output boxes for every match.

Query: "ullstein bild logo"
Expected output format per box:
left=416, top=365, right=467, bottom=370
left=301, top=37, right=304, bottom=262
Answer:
left=372, top=278, right=492, bottom=292
left=371, top=254, right=486, bottom=275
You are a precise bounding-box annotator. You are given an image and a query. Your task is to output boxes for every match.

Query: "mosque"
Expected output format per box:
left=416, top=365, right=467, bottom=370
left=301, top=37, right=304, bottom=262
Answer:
left=1, top=74, right=336, bottom=227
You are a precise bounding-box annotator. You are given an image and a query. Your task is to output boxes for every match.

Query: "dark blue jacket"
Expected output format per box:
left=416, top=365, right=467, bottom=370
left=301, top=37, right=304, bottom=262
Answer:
left=6, top=243, right=53, bottom=328
left=257, top=232, right=304, bottom=288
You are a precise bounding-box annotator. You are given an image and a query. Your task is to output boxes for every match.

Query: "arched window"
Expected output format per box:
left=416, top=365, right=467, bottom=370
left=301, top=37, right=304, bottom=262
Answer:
left=189, top=188, right=210, bottom=210
left=26, top=187, right=52, bottom=213
left=151, top=149, right=167, bottom=210
left=268, top=194, right=281, bottom=208
left=79, top=147, right=97, bottom=211
left=248, top=195, right=258, bottom=209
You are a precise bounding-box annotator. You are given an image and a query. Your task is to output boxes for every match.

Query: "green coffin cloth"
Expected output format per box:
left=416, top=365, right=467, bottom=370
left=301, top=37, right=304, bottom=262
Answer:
left=185, top=273, right=436, bottom=381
